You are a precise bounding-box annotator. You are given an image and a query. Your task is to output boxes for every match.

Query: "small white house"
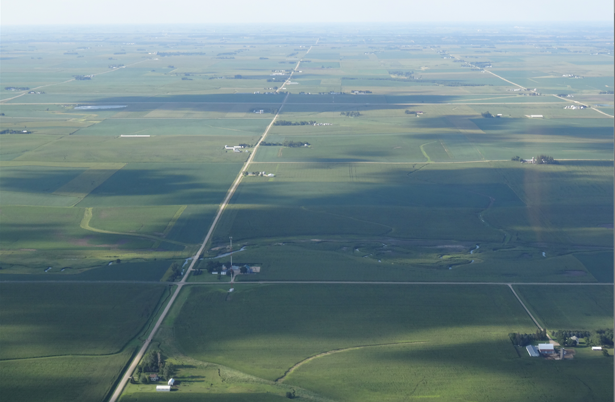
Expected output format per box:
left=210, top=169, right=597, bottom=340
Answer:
left=168, top=378, right=175, bottom=386
left=156, top=385, right=171, bottom=392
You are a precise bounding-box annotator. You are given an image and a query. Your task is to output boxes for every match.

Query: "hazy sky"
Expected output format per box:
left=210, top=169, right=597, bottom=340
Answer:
left=2, top=0, right=613, bottom=26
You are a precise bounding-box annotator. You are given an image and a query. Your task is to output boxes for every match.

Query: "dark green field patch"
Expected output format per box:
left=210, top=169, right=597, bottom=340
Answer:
left=77, top=163, right=242, bottom=207
left=0, top=283, right=166, bottom=359
left=0, top=165, right=86, bottom=206
left=514, top=285, right=614, bottom=330
left=575, top=252, right=614, bottom=283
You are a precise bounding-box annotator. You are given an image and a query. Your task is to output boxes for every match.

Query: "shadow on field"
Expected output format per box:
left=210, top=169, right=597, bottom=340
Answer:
left=83, top=93, right=467, bottom=107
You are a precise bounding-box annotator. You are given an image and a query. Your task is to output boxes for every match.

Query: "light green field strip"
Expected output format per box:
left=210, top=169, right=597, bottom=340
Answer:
left=419, top=142, right=434, bottom=162
left=80, top=208, right=188, bottom=248
left=276, top=341, right=426, bottom=383
left=0, top=161, right=125, bottom=169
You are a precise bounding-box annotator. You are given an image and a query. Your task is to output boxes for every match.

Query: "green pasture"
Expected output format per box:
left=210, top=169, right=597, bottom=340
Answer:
left=77, top=163, right=242, bottom=207
left=199, top=242, right=594, bottom=283
left=12, top=135, right=257, bottom=164
left=0, top=282, right=166, bottom=358
left=574, top=252, right=614, bottom=283
left=1, top=352, right=134, bottom=402
left=0, top=205, right=155, bottom=254
left=0, top=282, right=168, bottom=402
left=514, top=285, right=614, bottom=330
left=156, top=284, right=613, bottom=401
left=73, top=118, right=270, bottom=136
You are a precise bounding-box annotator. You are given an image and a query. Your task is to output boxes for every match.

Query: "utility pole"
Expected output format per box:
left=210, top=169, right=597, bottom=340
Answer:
left=229, top=236, right=233, bottom=268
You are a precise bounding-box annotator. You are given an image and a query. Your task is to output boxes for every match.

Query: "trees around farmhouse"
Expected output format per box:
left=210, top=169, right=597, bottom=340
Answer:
left=534, top=155, right=556, bottom=164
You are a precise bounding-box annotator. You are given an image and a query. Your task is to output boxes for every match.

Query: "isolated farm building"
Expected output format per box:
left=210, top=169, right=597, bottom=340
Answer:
left=538, top=344, right=555, bottom=355
left=592, top=346, right=603, bottom=351
left=156, top=385, right=171, bottom=392
left=526, top=345, right=540, bottom=357
left=168, top=378, right=175, bottom=386
left=569, top=336, right=579, bottom=345
left=149, top=374, right=160, bottom=381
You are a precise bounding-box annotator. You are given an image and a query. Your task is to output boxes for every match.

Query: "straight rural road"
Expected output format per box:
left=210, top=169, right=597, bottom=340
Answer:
left=107, top=44, right=312, bottom=402
left=1, top=280, right=611, bottom=286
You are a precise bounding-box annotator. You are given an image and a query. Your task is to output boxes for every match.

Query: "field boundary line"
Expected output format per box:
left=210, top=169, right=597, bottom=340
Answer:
left=507, top=284, right=543, bottom=330
left=276, top=341, right=425, bottom=383
left=0, top=60, right=148, bottom=104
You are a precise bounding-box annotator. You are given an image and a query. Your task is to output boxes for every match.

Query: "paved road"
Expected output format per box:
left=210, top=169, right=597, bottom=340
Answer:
left=107, top=44, right=309, bottom=402
left=2, top=280, right=611, bottom=286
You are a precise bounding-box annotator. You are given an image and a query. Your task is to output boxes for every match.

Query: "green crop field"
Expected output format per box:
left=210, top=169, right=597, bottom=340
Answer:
left=0, top=23, right=612, bottom=402
left=514, top=285, right=614, bottom=330
left=130, top=284, right=613, bottom=401
left=0, top=283, right=169, bottom=402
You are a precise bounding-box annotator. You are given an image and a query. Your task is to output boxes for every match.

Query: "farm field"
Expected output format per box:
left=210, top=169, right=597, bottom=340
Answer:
left=514, top=285, right=614, bottom=330
left=0, top=283, right=169, bottom=402
left=0, top=24, right=612, bottom=402
left=124, top=284, right=613, bottom=401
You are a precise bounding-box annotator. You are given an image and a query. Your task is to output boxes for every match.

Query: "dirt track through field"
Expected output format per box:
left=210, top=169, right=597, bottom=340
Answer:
left=275, top=341, right=425, bottom=383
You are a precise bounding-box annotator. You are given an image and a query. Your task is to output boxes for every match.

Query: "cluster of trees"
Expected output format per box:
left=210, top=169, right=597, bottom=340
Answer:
left=511, top=156, right=521, bottom=161
left=166, top=262, right=182, bottom=282
left=4, top=86, right=29, bottom=91
left=405, top=110, right=417, bottom=115
left=340, top=111, right=361, bottom=117
left=274, top=120, right=316, bottom=126
left=599, top=90, right=613, bottom=94
left=534, top=154, right=556, bottom=164
left=261, top=140, right=310, bottom=147
left=481, top=111, right=494, bottom=118
left=553, top=329, right=613, bottom=347
left=0, top=129, right=31, bottom=134
left=134, top=350, right=175, bottom=384
left=508, top=329, right=548, bottom=346
left=74, top=75, right=91, bottom=80
left=205, top=260, right=224, bottom=273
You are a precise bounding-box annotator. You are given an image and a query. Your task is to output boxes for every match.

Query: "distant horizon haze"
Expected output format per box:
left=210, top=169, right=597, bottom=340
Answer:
left=1, top=0, right=613, bottom=26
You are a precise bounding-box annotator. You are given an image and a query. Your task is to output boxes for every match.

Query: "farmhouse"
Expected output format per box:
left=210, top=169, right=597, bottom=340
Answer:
left=538, top=343, right=555, bottom=355
left=149, top=374, right=160, bottom=381
left=224, top=145, right=244, bottom=152
left=156, top=385, right=171, bottom=392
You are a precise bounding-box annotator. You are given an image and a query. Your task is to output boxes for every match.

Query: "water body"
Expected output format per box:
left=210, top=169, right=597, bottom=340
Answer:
left=470, top=244, right=479, bottom=254
left=210, top=247, right=247, bottom=259
left=74, top=105, right=127, bottom=110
